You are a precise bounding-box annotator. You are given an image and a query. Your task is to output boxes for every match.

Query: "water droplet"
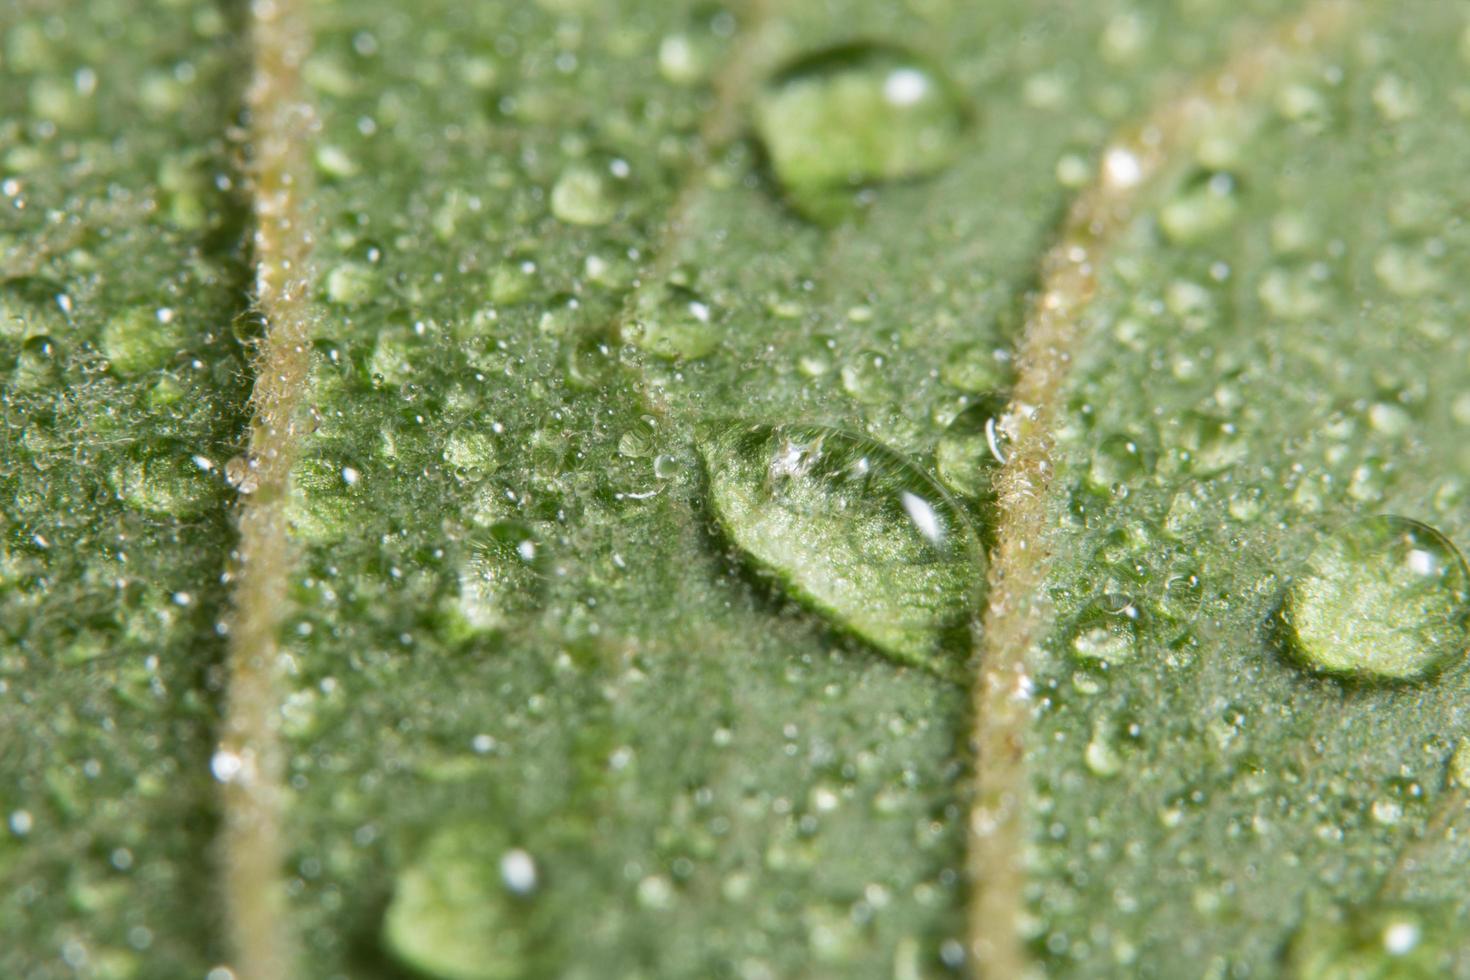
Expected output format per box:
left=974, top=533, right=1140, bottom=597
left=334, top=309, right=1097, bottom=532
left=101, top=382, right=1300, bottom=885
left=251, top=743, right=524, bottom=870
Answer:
left=658, top=29, right=718, bottom=86
left=550, top=153, right=632, bottom=227
left=325, top=262, right=379, bottom=306
left=1448, top=738, right=1470, bottom=788
left=1373, top=243, right=1441, bottom=298
left=795, top=333, right=836, bottom=377
left=753, top=43, right=967, bottom=222
left=442, top=522, right=544, bottom=641
left=1085, top=733, right=1123, bottom=777
left=443, top=428, right=499, bottom=477
left=1068, top=595, right=1140, bottom=667
left=839, top=350, right=897, bottom=404
left=1284, top=516, right=1470, bottom=681
left=1258, top=264, right=1328, bottom=320
left=622, top=283, right=719, bottom=360
left=1168, top=411, right=1245, bottom=476
left=286, top=456, right=361, bottom=543
left=1159, top=170, right=1240, bottom=243
left=109, top=444, right=220, bottom=517
left=697, top=421, right=982, bottom=674
left=1087, top=433, right=1154, bottom=492
left=383, top=823, right=530, bottom=980
left=102, top=306, right=184, bottom=376
left=934, top=396, right=1008, bottom=498
left=0, top=275, right=70, bottom=339
left=489, top=258, right=539, bottom=306
left=1284, top=902, right=1453, bottom=978
left=939, top=343, right=1011, bottom=394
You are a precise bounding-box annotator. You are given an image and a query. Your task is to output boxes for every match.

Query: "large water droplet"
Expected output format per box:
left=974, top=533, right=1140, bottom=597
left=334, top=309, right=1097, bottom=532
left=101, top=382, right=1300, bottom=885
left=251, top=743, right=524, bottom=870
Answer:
left=934, top=396, right=1008, bottom=499
left=383, top=823, right=531, bottom=980
left=102, top=305, right=184, bottom=376
left=1284, top=516, right=1470, bottom=681
left=441, top=522, right=544, bottom=641
left=753, top=43, right=967, bottom=223
left=621, top=283, right=719, bottom=360
left=697, top=421, right=982, bottom=674
left=1283, top=902, right=1455, bottom=978
left=550, top=153, right=632, bottom=227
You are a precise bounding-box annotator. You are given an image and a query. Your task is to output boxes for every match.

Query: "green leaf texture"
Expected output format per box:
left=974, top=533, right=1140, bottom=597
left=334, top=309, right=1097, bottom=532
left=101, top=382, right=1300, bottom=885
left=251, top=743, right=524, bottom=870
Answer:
left=2, top=0, right=1469, bottom=977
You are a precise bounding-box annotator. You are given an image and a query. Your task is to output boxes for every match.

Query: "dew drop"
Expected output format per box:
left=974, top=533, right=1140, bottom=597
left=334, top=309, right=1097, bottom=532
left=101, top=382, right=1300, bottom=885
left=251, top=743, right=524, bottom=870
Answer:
left=441, top=522, right=544, bottom=642
left=697, top=421, right=982, bottom=674
left=325, top=262, right=379, bottom=306
left=1158, top=170, right=1240, bottom=243
left=621, top=283, right=720, bottom=360
left=0, top=275, right=71, bottom=339
left=1068, top=594, right=1140, bottom=667
left=839, top=350, right=897, bottom=404
left=1284, top=516, right=1470, bottom=681
left=550, top=153, right=631, bottom=227
left=753, top=43, right=967, bottom=222
left=109, top=444, right=220, bottom=517
left=1284, top=902, right=1454, bottom=978
left=102, top=305, right=184, bottom=376
left=934, top=396, right=1008, bottom=499
left=383, top=823, right=529, bottom=980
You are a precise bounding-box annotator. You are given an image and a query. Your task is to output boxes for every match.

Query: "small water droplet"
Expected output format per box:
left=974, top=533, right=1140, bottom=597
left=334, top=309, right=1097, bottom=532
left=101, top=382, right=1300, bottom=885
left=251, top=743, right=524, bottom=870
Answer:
left=1284, top=516, right=1470, bottom=681
left=839, top=350, right=897, bottom=404
left=697, top=421, right=982, bottom=674
left=1068, top=594, right=1140, bottom=667
left=102, top=305, right=184, bottom=375
left=753, top=43, right=967, bottom=222
left=489, top=258, right=539, bottom=306
left=442, top=522, right=544, bottom=641
left=550, top=153, right=632, bottom=227
left=1087, top=432, right=1154, bottom=492
left=1159, top=170, right=1240, bottom=243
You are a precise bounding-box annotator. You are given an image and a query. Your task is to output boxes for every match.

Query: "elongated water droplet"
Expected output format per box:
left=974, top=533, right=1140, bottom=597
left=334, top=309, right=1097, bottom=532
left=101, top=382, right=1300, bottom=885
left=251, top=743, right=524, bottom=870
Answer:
left=697, top=421, right=982, bottom=674
left=753, top=43, right=967, bottom=223
left=1284, top=516, right=1470, bottom=681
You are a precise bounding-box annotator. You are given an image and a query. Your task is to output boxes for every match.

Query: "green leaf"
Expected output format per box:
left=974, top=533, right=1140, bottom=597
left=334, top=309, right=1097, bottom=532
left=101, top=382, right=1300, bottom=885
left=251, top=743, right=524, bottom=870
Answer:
left=4, top=0, right=1470, bottom=977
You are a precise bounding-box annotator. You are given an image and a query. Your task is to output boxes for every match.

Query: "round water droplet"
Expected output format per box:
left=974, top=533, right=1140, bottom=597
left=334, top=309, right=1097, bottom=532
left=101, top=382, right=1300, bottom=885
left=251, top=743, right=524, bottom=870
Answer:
left=0, top=276, right=70, bottom=339
left=1158, top=170, right=1240, bottom=243
left=102, top=305, right=185, bottom=376
left=441, top=523, right=544, bottom=642
left=939, top=343, right=1010, bottom=394
left=489, top=258, right=539, bottom=306
left=325, top=262, right=379, bottom=306
left=1068, top=594, right=1140, bottom=667
left=1087, top=432, right=1155, bottom=492
left=697, top=421, right=982, bottom=674
left=839, top=350, right=897, bottom=404
left=550, top=153, right=632, bottom=227
left=753, top=43, right=967, bottom=222
left=1284, top=516, right=1470, bottom=681
left=383, top=823, right=530, bottom=980
left=286, top=456, right=362, bottom=543
left=621, top=283, right=719, bottom=360
left=1284, top=902, right=1454, bottom=979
